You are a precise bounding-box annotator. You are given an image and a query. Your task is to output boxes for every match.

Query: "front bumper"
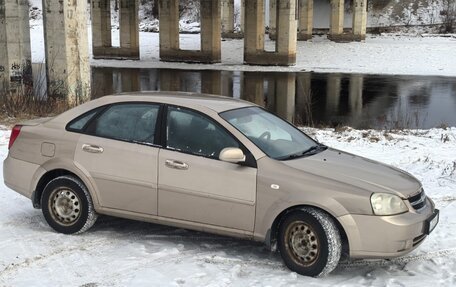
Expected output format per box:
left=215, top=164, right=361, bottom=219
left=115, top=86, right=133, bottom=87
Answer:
left=338, top=198, right=438, bottom=259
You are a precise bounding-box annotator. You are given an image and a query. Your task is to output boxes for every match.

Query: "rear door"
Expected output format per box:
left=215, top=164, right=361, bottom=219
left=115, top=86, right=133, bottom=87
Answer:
left=73, top=103, right=161, bottom=215
left=158, top=106, right=257, bottom=231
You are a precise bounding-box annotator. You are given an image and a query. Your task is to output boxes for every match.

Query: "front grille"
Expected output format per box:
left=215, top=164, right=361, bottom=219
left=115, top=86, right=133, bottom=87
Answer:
left=408, top=189, right=427, bottom=211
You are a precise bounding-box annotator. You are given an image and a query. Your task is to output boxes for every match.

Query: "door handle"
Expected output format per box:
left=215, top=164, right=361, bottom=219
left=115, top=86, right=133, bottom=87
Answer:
left=165, top=159, right=189, bottom=170
left=82, top=144, right=104, bottom=154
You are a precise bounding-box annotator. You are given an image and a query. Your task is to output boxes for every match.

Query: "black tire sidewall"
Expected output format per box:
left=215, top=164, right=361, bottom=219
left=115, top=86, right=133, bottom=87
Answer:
left=278, top=211, right=331, bottom=277
left=41, top=177, right=90, bottom=234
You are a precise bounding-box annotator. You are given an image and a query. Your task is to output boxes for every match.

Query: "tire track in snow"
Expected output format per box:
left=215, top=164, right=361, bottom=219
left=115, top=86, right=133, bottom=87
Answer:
left=191, top=248, right=456, bottom=271
left=0, top=238, right=109, bottom=281
left=144, top=234, right=244, bottom=241
left=338, top=248, right=456, bottom=269
left=196, top=255, right=285, bottom=270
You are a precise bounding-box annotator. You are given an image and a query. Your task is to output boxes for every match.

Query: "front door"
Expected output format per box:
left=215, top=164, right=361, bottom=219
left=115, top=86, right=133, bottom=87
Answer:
left=158, top=106, right=257, bottom=231
left=74, top=103, right=161, bottom=215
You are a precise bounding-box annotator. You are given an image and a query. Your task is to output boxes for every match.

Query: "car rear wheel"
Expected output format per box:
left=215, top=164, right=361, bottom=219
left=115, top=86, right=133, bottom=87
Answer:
left=41, top=175, right=98, bottom=234
left=278, top=207, right=341, bottom=277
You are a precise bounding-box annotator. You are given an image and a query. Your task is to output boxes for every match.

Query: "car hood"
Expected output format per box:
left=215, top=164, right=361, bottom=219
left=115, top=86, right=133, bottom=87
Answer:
left=281, top=148, right=421, bottom=198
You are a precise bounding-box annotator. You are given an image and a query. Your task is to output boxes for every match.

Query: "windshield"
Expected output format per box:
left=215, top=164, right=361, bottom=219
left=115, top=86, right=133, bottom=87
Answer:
left=220, top=107, right=322, bottom=160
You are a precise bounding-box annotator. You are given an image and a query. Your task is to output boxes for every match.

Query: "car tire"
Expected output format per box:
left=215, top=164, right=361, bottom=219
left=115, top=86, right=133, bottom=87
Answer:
left=278, top=207, right=341, bottom=277
left=41, top=175, right=98, bottom=234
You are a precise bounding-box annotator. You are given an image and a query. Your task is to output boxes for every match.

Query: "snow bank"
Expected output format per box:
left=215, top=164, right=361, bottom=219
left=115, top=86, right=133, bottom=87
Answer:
left=1, top=126, right=456, bottom=286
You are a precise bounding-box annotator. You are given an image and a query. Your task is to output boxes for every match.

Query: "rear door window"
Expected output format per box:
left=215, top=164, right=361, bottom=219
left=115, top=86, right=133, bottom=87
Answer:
left=86, top=103, right=160, bottom=145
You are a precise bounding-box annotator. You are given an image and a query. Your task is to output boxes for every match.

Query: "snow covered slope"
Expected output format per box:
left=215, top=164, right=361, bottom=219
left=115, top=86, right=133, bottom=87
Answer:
left=1, top=126, right=455, bottom=286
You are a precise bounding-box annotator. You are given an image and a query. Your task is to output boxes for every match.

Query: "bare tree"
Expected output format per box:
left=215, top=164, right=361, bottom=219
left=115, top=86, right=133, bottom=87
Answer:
left=140, top=0, right=159, bottom=19
left=441, top=0, right=456, bottom=33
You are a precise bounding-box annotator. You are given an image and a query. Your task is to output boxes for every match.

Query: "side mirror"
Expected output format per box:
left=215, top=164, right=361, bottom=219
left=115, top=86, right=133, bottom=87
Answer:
left=219, top=147, right=246, bottom=163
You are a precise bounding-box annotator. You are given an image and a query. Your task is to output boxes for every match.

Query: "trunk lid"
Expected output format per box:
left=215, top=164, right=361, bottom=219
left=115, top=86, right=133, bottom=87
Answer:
left=19, top=117, right=54, bottom=126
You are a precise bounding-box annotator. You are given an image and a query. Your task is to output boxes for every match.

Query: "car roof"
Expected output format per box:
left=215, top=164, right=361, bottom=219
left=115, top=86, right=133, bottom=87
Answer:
left=47, top=92, right=258, bottom=129
left=96, top=91, right=256, bottom=113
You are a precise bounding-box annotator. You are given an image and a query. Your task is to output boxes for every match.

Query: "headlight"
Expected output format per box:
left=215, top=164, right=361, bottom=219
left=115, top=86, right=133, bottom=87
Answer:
left=370, top=193, right=408, bottom=215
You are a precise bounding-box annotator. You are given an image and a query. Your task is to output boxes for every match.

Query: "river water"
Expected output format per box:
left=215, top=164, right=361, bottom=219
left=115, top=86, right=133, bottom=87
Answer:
left=88, top=67, right=455, bottom=129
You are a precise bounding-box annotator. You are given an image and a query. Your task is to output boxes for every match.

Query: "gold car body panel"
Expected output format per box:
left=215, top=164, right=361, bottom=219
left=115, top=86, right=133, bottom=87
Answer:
left=74, top=134, right=160, bottom=215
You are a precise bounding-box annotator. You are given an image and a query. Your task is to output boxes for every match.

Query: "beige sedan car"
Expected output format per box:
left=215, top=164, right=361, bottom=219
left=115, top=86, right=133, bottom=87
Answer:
left=4, top=92, right=439, bottom=277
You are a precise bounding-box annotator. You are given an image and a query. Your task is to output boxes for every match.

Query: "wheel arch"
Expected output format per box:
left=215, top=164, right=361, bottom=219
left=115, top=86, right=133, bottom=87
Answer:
left=32, top=169, right=78, bottom=208
left=32, top=163, right=99, bottom=210
left=266, top=205, right=350, bottom=260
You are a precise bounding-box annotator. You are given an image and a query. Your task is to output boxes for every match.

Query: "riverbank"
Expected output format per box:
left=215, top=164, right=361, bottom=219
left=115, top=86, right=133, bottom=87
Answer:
left=28, top=22, right=456, bottom=77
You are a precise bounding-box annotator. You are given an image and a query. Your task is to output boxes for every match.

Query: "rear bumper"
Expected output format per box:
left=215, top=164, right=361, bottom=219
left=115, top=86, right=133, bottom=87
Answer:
left=3, top=155, right=42, bottom=199
left=338, top=198, right=437, bottom=259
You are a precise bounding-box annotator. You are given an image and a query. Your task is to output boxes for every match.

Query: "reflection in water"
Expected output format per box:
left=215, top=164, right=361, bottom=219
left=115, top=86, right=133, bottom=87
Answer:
left=91, top=68, right=456, bottom=129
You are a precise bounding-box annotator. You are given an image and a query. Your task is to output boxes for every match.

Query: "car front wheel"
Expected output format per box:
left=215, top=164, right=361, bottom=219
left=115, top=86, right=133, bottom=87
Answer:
left=41, top=175, right=98, bottom=234
left=278, top=207, right=341, bottom=277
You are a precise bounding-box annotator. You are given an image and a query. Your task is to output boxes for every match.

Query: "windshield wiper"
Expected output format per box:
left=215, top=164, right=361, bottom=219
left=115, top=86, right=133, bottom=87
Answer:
left=280, top=144, right=327, bottom=160
left=302, top=144, right=327, bottom=155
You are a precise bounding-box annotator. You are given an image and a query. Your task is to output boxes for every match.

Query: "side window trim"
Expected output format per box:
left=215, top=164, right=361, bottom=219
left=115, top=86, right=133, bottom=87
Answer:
left=68, top=102, right=164, bottom=148
left=163, top=104, right=257, bottom=168
left=158, top=104, right=168, bottom=148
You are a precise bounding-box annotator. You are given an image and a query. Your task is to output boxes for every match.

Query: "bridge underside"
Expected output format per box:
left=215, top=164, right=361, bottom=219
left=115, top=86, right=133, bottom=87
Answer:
left=0, top=0, right=367, bottom=100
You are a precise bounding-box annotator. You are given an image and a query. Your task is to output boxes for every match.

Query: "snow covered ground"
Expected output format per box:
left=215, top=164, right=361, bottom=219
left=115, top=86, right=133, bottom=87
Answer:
left=1, top=126, right=456, bottom=286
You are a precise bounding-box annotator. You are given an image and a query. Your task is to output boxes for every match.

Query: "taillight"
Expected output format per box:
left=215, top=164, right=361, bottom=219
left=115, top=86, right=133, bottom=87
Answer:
left=8, top=125, right=22, bottom=150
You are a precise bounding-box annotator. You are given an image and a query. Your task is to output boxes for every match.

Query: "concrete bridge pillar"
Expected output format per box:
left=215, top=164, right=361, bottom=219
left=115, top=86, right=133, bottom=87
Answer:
left=352, top=0, right=367, bottom=41
left=119, top=0, right=140, bottom=58
left=329, top=0, right=367, bottom=42
left=240, top=0, right=246, bottom=34
left=0, top=0, right=31, bottom=93
left=200, top=0, right=222, bottom=62
left=329, top=0, right=344, bottom=41
left=244, top=0, right=297, bottom=66
left=91, top=0, right=111, bottom=55
left=221, top=0, right=236, bottom=38
left=221, top=0, right=242, bottom=38
left=158, top=0, right=179, bottom=60
left=244, top=0, right=265, bottom=61
left=328, top=0, right=345, bottom=42
left=42, top=0, right=90, bottom=101
left=269, top=0, right=277, bottom=40
left=275, top=0, right=298, bottom=64
left=159, top=0, right=221, bottom=63
left=298, top=0, right=313, bottom=41
left=92, top=0, right=140, bottom=59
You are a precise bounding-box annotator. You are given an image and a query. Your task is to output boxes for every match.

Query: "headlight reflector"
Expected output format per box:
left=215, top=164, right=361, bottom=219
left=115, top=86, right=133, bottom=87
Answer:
left=370, top=193, right=408, bottom=215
